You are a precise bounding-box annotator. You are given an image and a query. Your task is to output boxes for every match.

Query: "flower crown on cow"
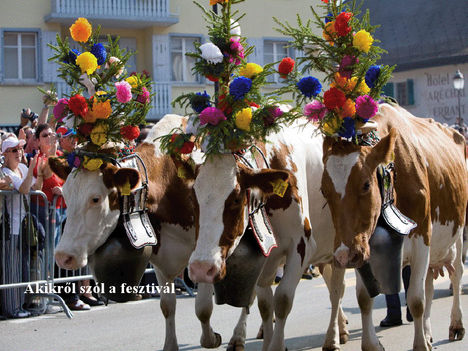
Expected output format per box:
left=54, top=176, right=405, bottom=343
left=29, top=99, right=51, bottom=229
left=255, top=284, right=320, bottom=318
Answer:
left=159, top=0, right=296, bottom=157
left=275, top=0, right=395, bottom=141
left=48, top=18, right=153, bottom=171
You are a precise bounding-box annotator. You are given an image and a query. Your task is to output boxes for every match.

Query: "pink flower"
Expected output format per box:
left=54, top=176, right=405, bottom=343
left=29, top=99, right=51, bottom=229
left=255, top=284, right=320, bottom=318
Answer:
left=355, top=95, right=378, bottom=120
left=339, top=55, right=358, bottom=79
left=304, top=100, right=327, bottom=121
left=136, top=86, right=150, bottom=104
left=199, top=107, right=227, bottom=126
left=53, top=98, right=69, bottom=121
left=115, top=81, right=132, bottom=103
left=229, top=38, right=245, bottom=65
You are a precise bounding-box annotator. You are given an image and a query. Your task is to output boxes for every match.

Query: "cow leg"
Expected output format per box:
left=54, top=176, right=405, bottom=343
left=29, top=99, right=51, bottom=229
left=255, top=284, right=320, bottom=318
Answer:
left=321, top=263, right=347, bottom=350
left=355, top=270, right=384, bottom=351
left=267, top=249, right=309, bottom=351
left=195, top=283, right=222, bottom=348
left=423, top=269, right=434, bottom=344
left=256, top=263, right=277, bottom=351
left=227, top=307, right=250, bottom=351
left=154, top=268, right=178, bottom=351
left=408, top=235, right=431, bottom=351
left=449, top=234, right=465, bottom=341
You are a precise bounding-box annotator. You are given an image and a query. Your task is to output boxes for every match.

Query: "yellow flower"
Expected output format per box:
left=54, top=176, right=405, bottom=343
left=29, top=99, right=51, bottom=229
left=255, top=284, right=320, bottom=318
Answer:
left=210, top=0, right=229, bottom=5
left=76, top=52, right=98, bottom=75
left=69, top=18, right=92, bottom=43
left=353, top=30, right=374, bottom=53
left=92, top=100, right=112, bottom=120
left=125, top=76, right=140, bottom=88
left=83, top=156, right=103, bottom=171
left=322, top=117, right=342, bottom=136
left=235, top=108, right=252, bottom=131
left=95, top=90, right=107, bottom=96
left=339, top=99, right=356, bottom=119
left=239, top=63, right=263, bottom=79
left=357, top=81, right=370, bottom=95
left=90, top=124, right=108, bottom=146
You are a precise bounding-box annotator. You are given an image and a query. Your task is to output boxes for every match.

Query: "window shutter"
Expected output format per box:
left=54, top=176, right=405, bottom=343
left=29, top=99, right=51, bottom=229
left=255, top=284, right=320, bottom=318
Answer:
left=406, top=79, right=414, bottom=105
left=247, top=38, right=263, bottom=65
left=119, top=37, right=137, bottom=74
left=152, top=34, right=170, bottom=82
left=42, top=31, right=60, bottom=83
left=382, top=82, right=394, bottom=98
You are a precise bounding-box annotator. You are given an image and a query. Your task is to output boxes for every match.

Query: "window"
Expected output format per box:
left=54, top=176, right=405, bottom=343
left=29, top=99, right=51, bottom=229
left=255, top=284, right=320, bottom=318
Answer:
left=264, top=40, right=291, bottom=83
left=396, top=79, right=414, bottom=106
left=170, top=36, right=200, bottom=83
left=2, top=31, right=38, bottom=82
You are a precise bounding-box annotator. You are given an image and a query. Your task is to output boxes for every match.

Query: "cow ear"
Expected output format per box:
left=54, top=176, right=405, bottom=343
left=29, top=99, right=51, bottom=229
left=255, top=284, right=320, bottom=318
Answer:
left=239, top=166, right=290, bottom=195
left=367, top=128, right=397, bottom=170
left=48, top=157, right=72, bottom=181
left=114, top=168, right=141, bottom=190
left=172, top=156, right=199, bottom=183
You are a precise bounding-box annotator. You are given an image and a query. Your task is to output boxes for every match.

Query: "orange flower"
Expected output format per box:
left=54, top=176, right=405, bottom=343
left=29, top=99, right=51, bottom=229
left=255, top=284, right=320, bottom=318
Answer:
left=323, top=21, right=336, bottom=45
left=92, top=100, right=112, bottom=120
left=70, top=18, right=92, bottom=43
left=339, top=99, right=356, bottom=119
left=82, top=110, right=97, bottom=123
left=210, top=0, right=229, bottom=5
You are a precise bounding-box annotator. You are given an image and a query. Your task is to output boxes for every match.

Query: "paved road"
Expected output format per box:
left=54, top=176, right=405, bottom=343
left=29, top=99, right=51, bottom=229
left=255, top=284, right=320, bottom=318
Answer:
left=2, top=264, right=467, bottom=351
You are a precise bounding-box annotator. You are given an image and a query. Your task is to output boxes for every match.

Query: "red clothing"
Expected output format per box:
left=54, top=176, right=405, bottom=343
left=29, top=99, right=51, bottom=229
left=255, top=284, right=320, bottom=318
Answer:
left=33, top=150, right=66, bottom=209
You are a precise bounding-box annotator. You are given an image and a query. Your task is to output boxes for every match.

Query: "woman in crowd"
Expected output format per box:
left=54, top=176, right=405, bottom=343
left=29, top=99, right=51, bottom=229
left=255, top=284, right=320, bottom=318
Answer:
left=0, top=135, right=44, bottom=318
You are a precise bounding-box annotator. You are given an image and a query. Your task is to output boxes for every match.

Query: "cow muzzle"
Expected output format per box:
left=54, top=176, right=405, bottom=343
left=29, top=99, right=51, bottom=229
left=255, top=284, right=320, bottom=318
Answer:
left=189, top=260, right=224, bottom=284
left=55, top=251, right=86, bottom=270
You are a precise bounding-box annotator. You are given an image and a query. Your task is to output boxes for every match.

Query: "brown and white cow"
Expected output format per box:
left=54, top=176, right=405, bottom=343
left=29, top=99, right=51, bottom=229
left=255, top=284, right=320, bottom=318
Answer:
left=51, top=114, right=248, bottom=351
left=187, top=120, right=349, bottom=351
left=321, top=103, right=467, bottom=350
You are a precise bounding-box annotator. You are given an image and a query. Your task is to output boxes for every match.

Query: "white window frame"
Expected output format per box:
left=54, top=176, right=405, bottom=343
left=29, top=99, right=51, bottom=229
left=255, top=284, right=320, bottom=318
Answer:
left=170, top=35, right=201, bottom=84
left=263, top=39, right=292, bottom=84
left=1, top=29, right=41, bottom=84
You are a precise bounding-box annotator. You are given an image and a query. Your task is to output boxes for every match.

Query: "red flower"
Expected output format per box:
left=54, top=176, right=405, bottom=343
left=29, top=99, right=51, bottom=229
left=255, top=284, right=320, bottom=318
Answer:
left=278, top=57, right=295, bottom=77
left=218, top=94, right=233, bottom=115
left=206, top=75, right=219, bottom=82
left=78, top=123, right=94, bottom=136
left=170, top=134, right=194, bottom=154
left=321, top=0, right=329, bottom=3
left=69, top=94, right=88, bottom=117
left=335, top=12, right=353, bottom=37
left=120, top=125, right=140, bottom=140
left=323, top=88, right=346, bottom=110
left=248, top=101, right=260, bottom=108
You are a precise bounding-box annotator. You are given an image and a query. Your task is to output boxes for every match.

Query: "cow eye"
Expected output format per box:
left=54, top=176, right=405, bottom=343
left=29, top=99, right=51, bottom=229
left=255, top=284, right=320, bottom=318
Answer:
left=362, top=181, right=371, bottom=192
left=90, top=196, right=101, bottom=204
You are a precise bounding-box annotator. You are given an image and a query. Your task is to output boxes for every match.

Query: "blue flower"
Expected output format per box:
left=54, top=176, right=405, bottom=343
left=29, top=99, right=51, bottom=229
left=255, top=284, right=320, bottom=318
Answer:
left=325, top=12, right=334, bottom=23
left=296, top=76, right=322, bottom=98
left=64, top=49, right=81, bottom=64
left=229, top=77, right=252, bottom=101
left=191, top=91, right=211, bottom=113
left=365, top=65, right=381, bottom=89
left=339, top=117, right=356, bottom=139
left=90, top=43, right=107, bottom=65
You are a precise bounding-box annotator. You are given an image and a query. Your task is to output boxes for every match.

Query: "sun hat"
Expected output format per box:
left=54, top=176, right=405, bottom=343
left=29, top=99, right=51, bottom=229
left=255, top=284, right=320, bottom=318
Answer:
left=1, top=136, right=26, bottom=153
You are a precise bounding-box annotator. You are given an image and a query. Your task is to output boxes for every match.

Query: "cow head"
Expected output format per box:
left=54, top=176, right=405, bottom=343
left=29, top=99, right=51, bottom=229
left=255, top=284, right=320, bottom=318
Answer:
left=50, top=157, right=140, bottom=270
left=188, top=154, right=289, bottom=283
left=321, top=128, right=397, bottom=268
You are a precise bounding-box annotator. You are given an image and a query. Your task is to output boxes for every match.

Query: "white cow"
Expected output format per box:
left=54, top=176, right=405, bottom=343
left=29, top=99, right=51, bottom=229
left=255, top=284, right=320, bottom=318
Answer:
left=52, top=114, right=246, bottom=351
left=187, top=119, right=349, bottom=351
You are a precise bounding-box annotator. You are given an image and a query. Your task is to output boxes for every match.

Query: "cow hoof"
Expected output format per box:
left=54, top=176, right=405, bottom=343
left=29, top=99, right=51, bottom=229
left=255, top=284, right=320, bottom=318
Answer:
left=322, top=347, right=340, bottom=351
left=226, top=343, right=245, bottom=351
left=340, top=332, right=349, bottom=344
left=449, top=325, right=465, bottom=341
left=201, top=332, right=222, bottom=349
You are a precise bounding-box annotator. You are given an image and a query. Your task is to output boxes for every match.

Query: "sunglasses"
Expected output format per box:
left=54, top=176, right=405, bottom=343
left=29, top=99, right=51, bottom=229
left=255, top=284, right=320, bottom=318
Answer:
left=6, top=148, right=23, bottom=153
left=40, top=132, right=56, bottom=138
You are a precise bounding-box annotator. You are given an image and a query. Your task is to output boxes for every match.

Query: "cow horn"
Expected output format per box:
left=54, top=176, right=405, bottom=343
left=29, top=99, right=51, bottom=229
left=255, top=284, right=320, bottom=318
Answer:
left=356, top=120, right=378, bottom=134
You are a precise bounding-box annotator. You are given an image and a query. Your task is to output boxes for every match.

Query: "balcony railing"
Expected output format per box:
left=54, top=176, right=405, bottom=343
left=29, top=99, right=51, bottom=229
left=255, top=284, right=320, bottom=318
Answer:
left=54, top=81, right=171, bottom=121
left=46, top=0, right=178, bottom=28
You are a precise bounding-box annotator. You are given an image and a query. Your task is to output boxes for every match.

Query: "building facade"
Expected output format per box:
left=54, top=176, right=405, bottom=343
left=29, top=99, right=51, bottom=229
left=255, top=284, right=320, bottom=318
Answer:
left=0, top=0, right=319, bottom=125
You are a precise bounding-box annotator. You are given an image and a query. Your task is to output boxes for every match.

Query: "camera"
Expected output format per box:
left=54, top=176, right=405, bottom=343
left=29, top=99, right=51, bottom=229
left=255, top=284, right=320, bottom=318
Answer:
left=21, top=108, right=39, bottom=122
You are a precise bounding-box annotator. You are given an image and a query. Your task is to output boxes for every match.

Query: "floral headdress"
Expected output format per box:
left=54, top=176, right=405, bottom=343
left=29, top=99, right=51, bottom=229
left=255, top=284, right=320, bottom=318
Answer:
left=160, top=0, right=296, bottom=157
left=48, top=18, right=153, bottom=171
left=275, top=0, right=395, bottom=142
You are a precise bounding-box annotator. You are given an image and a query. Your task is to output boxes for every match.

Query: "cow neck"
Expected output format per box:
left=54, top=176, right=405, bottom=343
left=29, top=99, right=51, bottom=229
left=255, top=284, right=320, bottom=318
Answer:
left=137, top=143, right=197, bottom=230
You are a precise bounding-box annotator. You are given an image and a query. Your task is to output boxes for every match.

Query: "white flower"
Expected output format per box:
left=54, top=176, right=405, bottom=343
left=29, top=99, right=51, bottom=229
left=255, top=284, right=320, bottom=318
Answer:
left=230, top=20, right=241, bottom=37
left=200, top=43, right=223, bottom=64
left=79, top=73, right=97, bottom=97
left=105, top=56, right=124, bottom=78
left=186, top=116, right=200, bottom=135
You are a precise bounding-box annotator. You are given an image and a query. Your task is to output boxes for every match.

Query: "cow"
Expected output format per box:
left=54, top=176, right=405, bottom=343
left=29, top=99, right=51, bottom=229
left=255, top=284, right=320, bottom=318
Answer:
left=187, top=119, right=349, bottom=351
left=51, top=114, right=248, bottom=351
left=321, top=103, right=467, bottom=351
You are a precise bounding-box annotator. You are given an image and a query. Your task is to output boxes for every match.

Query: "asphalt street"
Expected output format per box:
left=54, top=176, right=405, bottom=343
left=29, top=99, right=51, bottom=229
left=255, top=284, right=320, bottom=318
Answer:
left=1, top=264, right=467, bottom=351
